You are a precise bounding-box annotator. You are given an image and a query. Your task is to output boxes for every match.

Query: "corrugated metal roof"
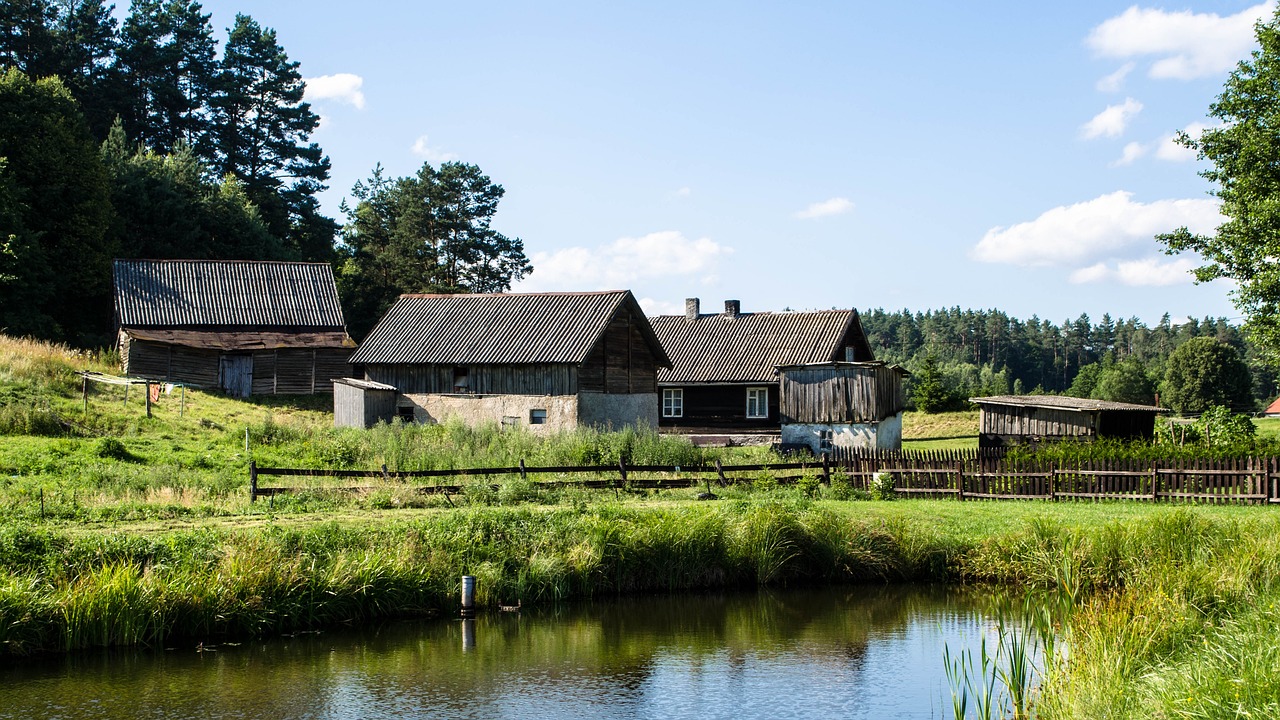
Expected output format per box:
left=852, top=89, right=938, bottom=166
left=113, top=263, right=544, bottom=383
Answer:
left=970, top=395, right=1165, bottom=413
left=113, top=259, right=347, bottom=329
left=348, top=291, right=671, bottom=366
left=652, top=308, right=872, bottom=384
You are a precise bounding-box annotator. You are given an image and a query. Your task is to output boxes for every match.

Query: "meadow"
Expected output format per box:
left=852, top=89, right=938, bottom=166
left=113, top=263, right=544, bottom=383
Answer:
left=4, top=334, right=1280, bottom=718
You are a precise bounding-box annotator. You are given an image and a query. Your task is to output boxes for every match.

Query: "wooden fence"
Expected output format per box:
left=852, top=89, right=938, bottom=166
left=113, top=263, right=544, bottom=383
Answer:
left=249, top=449, right=1280, bottom=505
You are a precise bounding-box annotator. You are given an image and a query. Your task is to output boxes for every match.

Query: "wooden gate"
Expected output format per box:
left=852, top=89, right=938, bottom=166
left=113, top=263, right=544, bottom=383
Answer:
left=218, top=353, right=253, bottom=397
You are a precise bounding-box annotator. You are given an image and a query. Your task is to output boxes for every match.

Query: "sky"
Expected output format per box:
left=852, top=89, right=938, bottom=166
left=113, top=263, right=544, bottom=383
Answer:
left=156, top=1, right=1276, bottom=325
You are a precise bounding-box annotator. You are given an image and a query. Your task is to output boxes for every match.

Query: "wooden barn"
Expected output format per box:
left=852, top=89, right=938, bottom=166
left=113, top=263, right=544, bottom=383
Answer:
left=342, top=291, right=671, bottom=430
left=113, top=259, right=355, bottom=397
left=649, top=299, right=874, bottom=434
left=778, top=362, right=910, bottom=453
left=970, top=395, right=1165, bottom=449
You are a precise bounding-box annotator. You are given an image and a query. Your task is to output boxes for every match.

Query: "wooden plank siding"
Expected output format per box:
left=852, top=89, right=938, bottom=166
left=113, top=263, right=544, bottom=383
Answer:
left=778, top=364, right=906, bottom=424
left=580, top=309, right=659, bottom=394
left=365, top=364, right=580, bottom=396
left=659, top=383, right=780, bottom=430
left=980, top=406, right=1096, bottom=437
left=124, top=337, right=347, bottom=394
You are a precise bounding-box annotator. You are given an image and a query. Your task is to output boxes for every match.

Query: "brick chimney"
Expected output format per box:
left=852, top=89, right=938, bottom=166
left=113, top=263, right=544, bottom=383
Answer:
left=724, top=300, right=740, bottom=318
left=685, top=298, right=700, bottom=321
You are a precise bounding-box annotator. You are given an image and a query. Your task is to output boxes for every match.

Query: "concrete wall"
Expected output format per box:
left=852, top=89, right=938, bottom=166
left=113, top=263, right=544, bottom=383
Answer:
left=578, top=392, right=659, bottom=430
left=781, top=412, right=903, bottom=453
left=400, top=393, right=579, bottom=432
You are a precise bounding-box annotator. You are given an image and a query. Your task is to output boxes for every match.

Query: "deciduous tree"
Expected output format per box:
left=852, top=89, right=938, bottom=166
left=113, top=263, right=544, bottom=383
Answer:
left=1162, top=337, right=1253, bottom=414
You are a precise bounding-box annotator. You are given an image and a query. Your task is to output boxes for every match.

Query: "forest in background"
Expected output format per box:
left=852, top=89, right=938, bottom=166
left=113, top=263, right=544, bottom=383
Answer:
left=860, top=308, right=1273, bottom=413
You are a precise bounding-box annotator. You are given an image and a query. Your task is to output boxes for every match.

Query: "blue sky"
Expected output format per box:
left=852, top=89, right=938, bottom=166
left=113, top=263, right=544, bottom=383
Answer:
left=171, top=1, right=1272, bottom=324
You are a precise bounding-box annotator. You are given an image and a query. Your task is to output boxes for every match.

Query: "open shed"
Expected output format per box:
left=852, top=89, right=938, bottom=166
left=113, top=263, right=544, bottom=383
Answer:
left=333, top=378, right=399, bottom=428
left=971, top=395, right=1165, bottom=449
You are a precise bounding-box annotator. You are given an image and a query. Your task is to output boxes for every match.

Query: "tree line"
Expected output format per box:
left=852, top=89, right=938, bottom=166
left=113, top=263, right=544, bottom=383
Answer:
left=861, top=308, right=1270, bottom=414
left=0, top=1, right=530, bottom=345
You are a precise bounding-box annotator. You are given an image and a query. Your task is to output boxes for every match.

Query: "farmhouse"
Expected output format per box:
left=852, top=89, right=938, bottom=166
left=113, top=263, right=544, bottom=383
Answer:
left=970, top=395, right=1165, bottom=449
left=650, top=299, right=875, bottom=434
left=113, top=259, right=355, bottom=397
left=342, top=290, right=671, bottom=430
left=778, top=361, right=910, bottom=453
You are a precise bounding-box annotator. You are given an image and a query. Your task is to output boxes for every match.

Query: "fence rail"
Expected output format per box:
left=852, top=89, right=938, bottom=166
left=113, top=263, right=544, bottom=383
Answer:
left=248, top=449, right=1280, bottom=505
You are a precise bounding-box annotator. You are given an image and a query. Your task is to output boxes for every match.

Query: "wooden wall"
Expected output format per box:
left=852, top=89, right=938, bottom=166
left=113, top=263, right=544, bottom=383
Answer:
left=365, top=364, right=579, bottom=395
left=579, top=309, right=659, bottom=394
left=659, top=383, right=780, bottom=430
left=121, top=337, right=348, bottom=394
left=778, top=365, right=906, bottom=424
left=980, top=406, right=1096, bottom=438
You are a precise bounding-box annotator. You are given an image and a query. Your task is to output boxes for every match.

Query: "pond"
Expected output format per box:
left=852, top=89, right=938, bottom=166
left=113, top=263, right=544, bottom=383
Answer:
left=0, top=584, right=1009, bottom=720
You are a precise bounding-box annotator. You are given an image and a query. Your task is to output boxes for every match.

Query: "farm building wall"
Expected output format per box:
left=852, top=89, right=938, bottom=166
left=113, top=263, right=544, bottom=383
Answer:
left=364, top=364, right=579, bottom=396
left=979, top=406, right=1095, bottom=441
left=578, top=392, right=659, bottom=429
left=777, top=364, right=906, bottom=424
left=780, top=412, right=903, bottom=453
left=658, top=383, right=780, bottom=431
left=399, top=393, right=579, bottom=432
left=120, top=334, right=349, bottom=395
left=579, top=310, right=660, bottom=394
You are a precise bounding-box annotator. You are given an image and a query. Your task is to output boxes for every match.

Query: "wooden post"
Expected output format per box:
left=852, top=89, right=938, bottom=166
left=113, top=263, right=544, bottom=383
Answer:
left=81, top=375, right=88, bottom=414
left=955, top=461, right=965, bottom=501
left=1151, top=465, right=1159, bottom=503
left=382, top=463, right=390, bottom=482
left=821, top=454, right=831, bottom=486
left=715, top=458, right=727, bottom=486
left=39, top=488, right=44, bottom=518
left=179, top=384, right=186, bottom=418
left=145, top=381, right=152, bottom=418
left=519, top=459, right=527, bottom=481
left=122, top=382, right=128, bottom=408
left=249, top=461, right=258, bottom=503
left=617, top=459, right=626, bottom=499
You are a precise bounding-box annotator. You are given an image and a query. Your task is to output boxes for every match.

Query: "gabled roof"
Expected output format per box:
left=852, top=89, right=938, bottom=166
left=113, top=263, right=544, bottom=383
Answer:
left=113, top=259, right=346, bottom=330
left=348, top=290, right=671, bottom=367
left=1266, top=397, right=1280, bottom=415
left=652, top=308, right=873, bottom=384
left=970, top=395, right=1165, bottom=413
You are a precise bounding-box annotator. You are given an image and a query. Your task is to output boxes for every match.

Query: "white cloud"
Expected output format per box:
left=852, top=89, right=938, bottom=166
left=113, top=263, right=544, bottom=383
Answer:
left=972, top=190, right=1222, bottom=267
left=1155, top=121, right=1217, bottom=162
left=1112, top=141, right=1148, bottom=166
left=638, top=297, right=686, bottom=316
left=1086, top=3, right=1272, bottom=80
left=410, top=135, right=458, bottom=164
left=1081, top=98, right=1143, bottom=139
left=1096, top=62, right=1136, bottom=92
left=1069, top=256, right=1201, bottom=286
left=516, top=231, right=734, bottom=292
left=674, top=186, right=691, bottom=197
left=303, top=73, right=365, bottom=109
left=795, top=197, right=854, bottom=219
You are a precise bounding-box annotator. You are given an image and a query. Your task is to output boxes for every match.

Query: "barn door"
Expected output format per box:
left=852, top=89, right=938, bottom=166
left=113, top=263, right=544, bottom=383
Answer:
left=219, top=353, right=253, bottom=398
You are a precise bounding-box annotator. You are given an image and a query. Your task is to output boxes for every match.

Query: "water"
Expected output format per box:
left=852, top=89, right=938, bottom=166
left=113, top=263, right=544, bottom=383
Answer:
left=0, top=584, right=1005, bottom=720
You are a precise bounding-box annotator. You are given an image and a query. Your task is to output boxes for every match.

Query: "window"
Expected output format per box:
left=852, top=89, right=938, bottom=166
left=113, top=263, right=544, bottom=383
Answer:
left=452, top=367, right=470, bottom=393
left=529, top=409, right=547, bottom=425
left=397, top=406, right=416, bottom=423
left=746, top=387, right=768, bottom=419
left=662, top=388, right=684, bottom=417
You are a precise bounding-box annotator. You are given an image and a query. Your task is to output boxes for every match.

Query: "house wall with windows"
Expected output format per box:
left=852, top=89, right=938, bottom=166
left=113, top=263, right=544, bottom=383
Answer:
left=658, top=383, right=780, bottom=430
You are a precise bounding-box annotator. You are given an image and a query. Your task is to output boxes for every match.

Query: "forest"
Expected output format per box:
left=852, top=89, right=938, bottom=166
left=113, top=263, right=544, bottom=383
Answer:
left=860, top=308, right=1272, bottom=413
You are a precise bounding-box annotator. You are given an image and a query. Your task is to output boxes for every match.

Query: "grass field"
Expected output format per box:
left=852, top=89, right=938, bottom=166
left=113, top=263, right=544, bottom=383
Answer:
left=901, top=409, right=979, bottom=450
left=6, top=334, right=1280, bottom=717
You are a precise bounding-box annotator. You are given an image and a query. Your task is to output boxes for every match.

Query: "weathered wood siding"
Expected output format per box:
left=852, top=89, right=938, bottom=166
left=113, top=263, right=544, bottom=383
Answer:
left=980, top=406, right=1096, bottom=438
left=122, top=337, right=347, bottom=395
left=579, top=309, right=659, bottom=394
left=659, top=383, right=780, bottom=430
left=778, top=365, right=905, bottom=424
left=334, top=383, right=398, bottom=428
left=365, top=364, right=579, bottom=395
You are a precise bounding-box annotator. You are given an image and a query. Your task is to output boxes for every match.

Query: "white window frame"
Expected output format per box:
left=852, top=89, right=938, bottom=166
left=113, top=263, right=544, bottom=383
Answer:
left=746, top=387, right=768, bottom=419
left=529, top=408, right=547, bottom=425
left=662, top=388, right=684, bottom=418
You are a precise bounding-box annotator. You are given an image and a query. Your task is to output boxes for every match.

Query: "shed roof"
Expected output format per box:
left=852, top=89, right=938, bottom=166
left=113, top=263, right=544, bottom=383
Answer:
left=348, top=290, right=671, bottom=367
left=113, top=259, right=346, bottom=330
left=970, top=395, right=1166, bottom=413
left=652, top=308, right=873, bottom=384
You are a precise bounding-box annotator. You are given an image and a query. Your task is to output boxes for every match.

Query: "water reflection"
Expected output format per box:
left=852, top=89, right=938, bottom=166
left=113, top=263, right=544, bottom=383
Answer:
left=0, top=584, right=1002, bottom=720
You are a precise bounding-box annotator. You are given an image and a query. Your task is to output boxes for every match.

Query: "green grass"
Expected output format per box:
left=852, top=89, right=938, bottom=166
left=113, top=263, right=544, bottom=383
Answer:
left=902, top=409, right=979, bottom=451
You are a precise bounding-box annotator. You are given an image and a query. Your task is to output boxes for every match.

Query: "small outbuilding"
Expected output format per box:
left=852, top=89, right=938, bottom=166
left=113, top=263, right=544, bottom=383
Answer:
left=777, top=361, right=910, bottom=453
left=333, top=378, right=399, bottom=428
left=970, top=395, right=1165, bottom=449
left=113, top=259, right=355, bottom=397
left=344, top=290, right=671, bottom=431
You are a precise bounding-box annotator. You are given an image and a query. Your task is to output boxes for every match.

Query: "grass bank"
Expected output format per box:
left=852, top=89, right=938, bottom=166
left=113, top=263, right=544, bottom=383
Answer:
left=4, top=498, right=1280, bottom=720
